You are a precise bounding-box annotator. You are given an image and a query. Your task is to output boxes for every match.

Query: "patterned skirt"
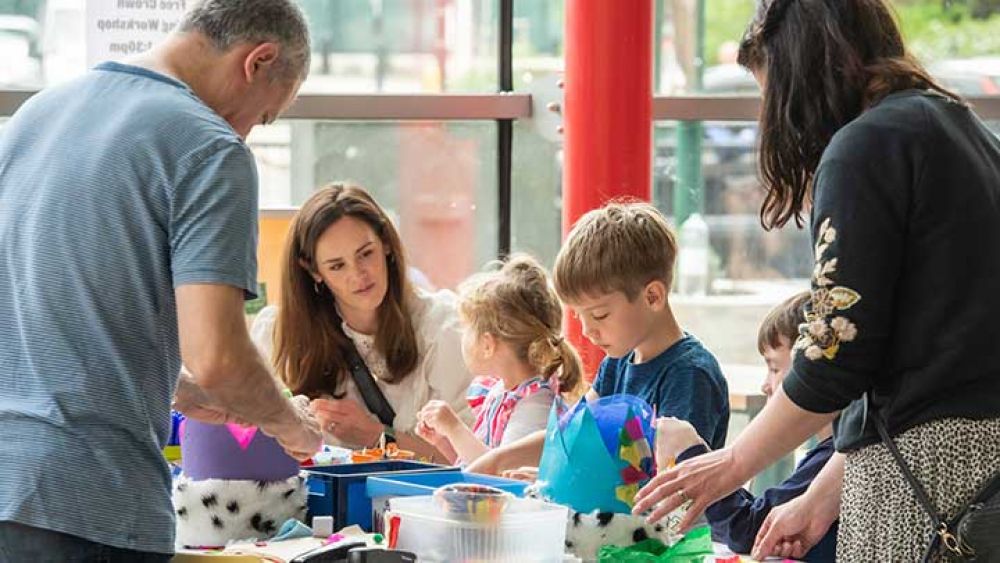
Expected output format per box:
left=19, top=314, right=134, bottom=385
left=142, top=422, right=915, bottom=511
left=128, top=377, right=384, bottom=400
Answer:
left=838, top=417, right=1000, bottom=562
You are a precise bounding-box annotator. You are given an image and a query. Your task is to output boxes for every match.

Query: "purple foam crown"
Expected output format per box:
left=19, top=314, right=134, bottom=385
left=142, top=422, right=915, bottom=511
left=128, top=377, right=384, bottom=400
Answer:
left=181, top=419, right=299, bottom=482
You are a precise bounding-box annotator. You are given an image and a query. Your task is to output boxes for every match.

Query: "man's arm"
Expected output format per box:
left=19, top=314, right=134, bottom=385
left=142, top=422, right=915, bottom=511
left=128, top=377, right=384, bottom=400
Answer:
left=174, top=284, right=321, bottom=459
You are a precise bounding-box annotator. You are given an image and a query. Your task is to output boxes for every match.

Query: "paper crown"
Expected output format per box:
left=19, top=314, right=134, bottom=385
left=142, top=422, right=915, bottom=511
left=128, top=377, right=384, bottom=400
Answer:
left=180, top=419, right=299, bottom=482
left=536, top=394, right=656, bottom=514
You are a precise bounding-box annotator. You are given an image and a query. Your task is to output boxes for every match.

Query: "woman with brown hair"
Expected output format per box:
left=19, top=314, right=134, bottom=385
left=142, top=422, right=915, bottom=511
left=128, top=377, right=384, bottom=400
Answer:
left=251, top=184, right=473, bottom=460
left=631, top=0, right=1000, bottom=561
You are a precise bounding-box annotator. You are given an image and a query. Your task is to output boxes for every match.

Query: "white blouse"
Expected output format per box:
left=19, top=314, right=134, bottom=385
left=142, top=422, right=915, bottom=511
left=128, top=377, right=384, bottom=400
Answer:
left=251, top=288, right=475, bottom=447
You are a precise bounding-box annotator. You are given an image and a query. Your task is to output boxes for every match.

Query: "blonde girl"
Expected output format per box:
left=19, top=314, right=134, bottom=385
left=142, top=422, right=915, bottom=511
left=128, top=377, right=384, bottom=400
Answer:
left=416, top=254, right=582, bottom=464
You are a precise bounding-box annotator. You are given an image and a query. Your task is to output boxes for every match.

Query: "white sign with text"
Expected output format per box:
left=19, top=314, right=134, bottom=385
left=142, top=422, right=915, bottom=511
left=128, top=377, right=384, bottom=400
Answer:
left=86, top=0, right=188, bottom=67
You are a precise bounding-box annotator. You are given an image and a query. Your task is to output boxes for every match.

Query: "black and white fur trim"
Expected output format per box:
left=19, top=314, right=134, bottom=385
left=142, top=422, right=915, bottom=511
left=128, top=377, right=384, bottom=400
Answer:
left=523, top=484, right=685, bottom=561
left=172, top=473, right=308, bottom=548
left=563, top=509, right=685, bottom=561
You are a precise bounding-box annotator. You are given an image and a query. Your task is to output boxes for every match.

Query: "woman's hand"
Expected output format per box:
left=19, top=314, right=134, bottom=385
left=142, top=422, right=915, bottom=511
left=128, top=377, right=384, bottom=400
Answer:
left=417, top=400, right=462, bottom=438
left=751, top=487, right=839, bottom=560
left=752, top=452, right=844, bottom=560
left=654, top=417, right=707, bottom=469
left=632, top=447, right=747, bottom=532
left=310, top=397, right=382, bottom=447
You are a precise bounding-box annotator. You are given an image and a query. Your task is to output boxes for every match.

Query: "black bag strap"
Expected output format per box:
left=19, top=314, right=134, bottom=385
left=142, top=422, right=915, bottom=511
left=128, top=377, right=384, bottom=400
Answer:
left=873, top=411, right=961, bottom=561
left=873, top=412, right=943, bottom=524
left=343, top=341, right=396, bottom=427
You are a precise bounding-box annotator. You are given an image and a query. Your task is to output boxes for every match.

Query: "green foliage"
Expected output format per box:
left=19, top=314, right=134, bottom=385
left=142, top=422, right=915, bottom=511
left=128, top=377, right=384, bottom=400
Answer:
left=894, top=1, right=1000, bottom=61
left=700, top=0, right=1000, bottom=64
left=704, top=0, right=755, bottom=66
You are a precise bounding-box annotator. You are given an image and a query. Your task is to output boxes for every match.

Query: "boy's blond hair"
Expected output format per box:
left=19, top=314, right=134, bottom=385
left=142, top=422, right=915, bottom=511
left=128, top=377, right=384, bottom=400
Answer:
left=554, top=200, right=678, bottom=302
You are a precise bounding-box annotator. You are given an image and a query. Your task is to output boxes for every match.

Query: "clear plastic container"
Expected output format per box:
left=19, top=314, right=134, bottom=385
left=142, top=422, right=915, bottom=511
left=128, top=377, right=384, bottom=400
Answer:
left=388, top=495, right=568, bottom=562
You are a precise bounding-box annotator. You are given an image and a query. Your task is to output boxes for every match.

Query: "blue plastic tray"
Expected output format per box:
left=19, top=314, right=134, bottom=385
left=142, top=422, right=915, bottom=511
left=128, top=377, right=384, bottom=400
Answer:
left=304, top=460, right=453, bottom=531
left=365, top=471, right=527, bottom=532
left=366, top=471, right=527, bottom=498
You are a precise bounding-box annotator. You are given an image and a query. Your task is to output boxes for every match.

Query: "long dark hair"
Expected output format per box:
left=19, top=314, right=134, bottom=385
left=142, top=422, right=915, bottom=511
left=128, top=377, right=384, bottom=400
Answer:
left=738, top=0, right=961, bottom=230
left=273, top=183, right=418, bottom=399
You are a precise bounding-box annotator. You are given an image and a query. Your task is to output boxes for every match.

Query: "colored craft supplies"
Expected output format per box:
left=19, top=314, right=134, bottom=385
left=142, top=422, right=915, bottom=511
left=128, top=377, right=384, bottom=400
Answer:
left=433, top=483, right=513, bottom=525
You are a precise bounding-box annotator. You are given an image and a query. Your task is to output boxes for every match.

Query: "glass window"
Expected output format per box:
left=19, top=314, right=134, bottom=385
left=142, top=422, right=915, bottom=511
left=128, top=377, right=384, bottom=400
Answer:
left=248, top=120, right=498, bottom=291
left=654, top=120, right=811, bottom=282
left=654, top=119, right=811, bottom=368
left=1, top=1, right=999, bottom=95
left=298, top=0, right=498, bottom=94
left=510, top=118, right=561, bottom=268
left=0, top=0, right=502, bottom=91
left=660, top=0, right=1000, bottom=95
left=512, top=1, right=563, bottom=91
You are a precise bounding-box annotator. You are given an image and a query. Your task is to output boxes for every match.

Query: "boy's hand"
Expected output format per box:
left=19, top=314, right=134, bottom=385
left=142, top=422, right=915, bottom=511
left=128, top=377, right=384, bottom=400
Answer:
left=417, top=400, right=461, bottom=437
left=501, top=466, right=539, bottom=482
left=655, top=417, right=707, bottom=469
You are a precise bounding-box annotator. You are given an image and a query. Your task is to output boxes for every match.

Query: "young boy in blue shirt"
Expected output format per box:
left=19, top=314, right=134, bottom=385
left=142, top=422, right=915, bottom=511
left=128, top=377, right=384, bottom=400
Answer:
left=656, top=291, right=837, bottom=562
left=466, top=201, right=729, bottom=473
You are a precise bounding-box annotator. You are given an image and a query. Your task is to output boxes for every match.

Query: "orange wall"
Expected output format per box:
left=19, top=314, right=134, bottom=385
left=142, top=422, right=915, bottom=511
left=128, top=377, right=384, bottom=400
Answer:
left=258, top=216, right=293, bottom=307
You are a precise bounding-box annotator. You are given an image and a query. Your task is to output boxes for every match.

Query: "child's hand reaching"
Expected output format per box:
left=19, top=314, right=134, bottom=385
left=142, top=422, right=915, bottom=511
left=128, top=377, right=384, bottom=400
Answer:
left=654, top=417, right=707, bottom=470
left=417, top=400, right=462, bottom=438
left=415, top=419, right=448, bottom=448
left=416, top=419, right=459, bottom=464
left=501, top=466, right=539, bottom=482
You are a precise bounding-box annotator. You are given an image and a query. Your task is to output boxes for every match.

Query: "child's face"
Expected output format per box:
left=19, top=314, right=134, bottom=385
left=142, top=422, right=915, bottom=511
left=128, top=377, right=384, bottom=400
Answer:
left=760, top=336, right=793, bottom=399
left=565, top=288, right=660, bottom=359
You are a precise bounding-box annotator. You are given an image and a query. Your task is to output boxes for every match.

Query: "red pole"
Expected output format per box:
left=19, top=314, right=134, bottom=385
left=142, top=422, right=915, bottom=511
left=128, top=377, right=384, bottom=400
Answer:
left=563, top=0, right=653, bottom=381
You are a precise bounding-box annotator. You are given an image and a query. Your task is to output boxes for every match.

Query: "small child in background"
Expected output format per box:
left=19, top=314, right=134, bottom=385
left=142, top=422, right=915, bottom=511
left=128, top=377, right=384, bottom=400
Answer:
left=416, top=254, right=583, bottom=464
left=655, top=291, right=838, bottom=562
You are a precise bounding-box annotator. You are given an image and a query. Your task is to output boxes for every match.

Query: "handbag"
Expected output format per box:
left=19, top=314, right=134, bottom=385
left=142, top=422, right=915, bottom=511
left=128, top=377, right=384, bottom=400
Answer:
left=873, top=412, right=1000, bottom=561
left=343, top=341, right=396, bottom=428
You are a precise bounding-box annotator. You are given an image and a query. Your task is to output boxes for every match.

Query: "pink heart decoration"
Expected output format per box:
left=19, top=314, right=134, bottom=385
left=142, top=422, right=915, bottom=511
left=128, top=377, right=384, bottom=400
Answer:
left=224, top=423, right=259, bottom=450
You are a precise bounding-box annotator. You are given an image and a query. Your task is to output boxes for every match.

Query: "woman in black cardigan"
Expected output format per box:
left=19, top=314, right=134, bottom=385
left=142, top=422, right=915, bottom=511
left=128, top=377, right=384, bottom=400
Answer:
left=632, top=1, right=1000, bottom=560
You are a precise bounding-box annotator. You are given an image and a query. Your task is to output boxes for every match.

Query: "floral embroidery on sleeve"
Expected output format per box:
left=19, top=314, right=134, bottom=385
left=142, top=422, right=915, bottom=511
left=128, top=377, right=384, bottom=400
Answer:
left=795, top=218, right=862, bottom=361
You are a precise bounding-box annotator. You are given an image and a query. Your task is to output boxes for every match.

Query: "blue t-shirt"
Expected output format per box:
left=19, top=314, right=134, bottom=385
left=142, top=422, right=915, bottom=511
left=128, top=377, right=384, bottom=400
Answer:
left=0, top=62, right=258, bottom=553
left=592, top=334, right=730, bottom=449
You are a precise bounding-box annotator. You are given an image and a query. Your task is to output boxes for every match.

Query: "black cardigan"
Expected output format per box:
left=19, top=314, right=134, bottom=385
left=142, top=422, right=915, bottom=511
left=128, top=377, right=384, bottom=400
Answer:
left=782, top=89, right=1000, bottom=451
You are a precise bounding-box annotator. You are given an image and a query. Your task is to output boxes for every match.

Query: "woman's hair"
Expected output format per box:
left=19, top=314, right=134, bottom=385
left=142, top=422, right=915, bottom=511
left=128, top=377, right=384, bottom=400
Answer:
left=738, top=0, right=960, bottom=230
left=458, top=254, right=583, bottom=396
left=273, top=183, right=418, bottom=398
left=757, top=290, right=811, bottom=354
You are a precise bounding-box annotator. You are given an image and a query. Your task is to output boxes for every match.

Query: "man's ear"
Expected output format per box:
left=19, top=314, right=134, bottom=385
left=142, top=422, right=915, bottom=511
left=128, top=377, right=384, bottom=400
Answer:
left=243, top=42, right=280, bottom=83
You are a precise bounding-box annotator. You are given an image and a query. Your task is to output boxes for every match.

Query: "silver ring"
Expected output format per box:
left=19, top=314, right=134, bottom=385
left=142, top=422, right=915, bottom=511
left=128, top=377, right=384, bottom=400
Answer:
left=676, top=489, right=690, bottom=503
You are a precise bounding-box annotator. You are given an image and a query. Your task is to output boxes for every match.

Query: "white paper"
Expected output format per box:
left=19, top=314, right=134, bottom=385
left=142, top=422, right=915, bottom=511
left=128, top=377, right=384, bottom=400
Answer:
left=86, top=0, right=188, bottom=67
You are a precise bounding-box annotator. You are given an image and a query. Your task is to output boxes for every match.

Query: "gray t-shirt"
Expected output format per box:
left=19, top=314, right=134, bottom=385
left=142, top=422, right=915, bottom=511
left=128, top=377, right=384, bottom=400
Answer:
left=0, top=62, right=258, bottom=553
